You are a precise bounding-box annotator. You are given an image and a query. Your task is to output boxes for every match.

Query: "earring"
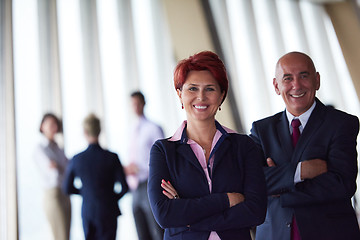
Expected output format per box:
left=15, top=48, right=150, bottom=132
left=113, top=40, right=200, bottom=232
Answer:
left=182, top=104, right=184, bottom=109
left=219, top=106, right=222, bottom=111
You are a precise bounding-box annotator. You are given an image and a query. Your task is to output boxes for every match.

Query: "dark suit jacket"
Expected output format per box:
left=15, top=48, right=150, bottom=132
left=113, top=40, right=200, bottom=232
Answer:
left=63, top=143, right=128, bottom=220
left=250, top=99, right=360, bottom=240
left=148, top=122, right=267, bottom=240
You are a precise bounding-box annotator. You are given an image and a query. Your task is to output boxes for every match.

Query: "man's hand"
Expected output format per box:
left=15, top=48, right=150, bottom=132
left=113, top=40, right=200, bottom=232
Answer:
left=301, top=158, right=327, bottom=180
left=49, top=160, right=57, bottom=169
left=227, top=193, right=245, bottom=207
left=124, top=163, right=138, bottom=176
left=267, top=157, right=276, bottom=167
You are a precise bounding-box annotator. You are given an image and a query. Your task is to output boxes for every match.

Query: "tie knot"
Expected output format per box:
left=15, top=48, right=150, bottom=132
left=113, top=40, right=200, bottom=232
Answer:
left=291, top=118, right=301, bottom=128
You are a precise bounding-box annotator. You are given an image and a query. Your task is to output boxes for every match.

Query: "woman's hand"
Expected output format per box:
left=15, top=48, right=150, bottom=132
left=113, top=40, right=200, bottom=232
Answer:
left=49, top=160, right=58, bottom=169
left=161, top=179, right=179, bottom=199
left=227, top=193, right=245, bottom=207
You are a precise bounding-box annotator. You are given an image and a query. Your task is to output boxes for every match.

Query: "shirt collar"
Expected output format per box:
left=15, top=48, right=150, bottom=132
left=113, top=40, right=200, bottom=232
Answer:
left=169, top=120, right=236, bottom=143
left=286, top=100, right=316, bottom=131
left=40, top=135, right=57, bottom=147
left=135, top=115, right=146, bottom=125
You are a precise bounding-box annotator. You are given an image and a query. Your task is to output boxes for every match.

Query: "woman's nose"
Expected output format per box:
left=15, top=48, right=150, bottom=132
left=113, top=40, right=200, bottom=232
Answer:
left=197, top=90, right=206, bottom=100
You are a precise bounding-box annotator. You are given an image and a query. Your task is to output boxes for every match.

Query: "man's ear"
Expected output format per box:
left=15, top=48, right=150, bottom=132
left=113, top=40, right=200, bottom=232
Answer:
left=315, top=72, right=320, bottom=90
left=273, top=78, right=280, bottom=95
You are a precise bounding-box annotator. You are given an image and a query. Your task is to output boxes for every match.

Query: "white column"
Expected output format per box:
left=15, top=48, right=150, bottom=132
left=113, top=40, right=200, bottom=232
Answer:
left=131, top=0, right=179, bottom=133
left=252, top=0, right=285, bottom=112
left=79, top=0, right=104, bottom=117
left=79, top=0, right=107, bottom=147
left=225, top=0, right=272, bottom=132
left=300, top=2, right=345, bottom=108
left=37, top=0, right=63, bottom=115
left=0, top=0, right=19, bottom=239
left=276, top=0, right=310, bottom=53
left=96, top=0, right=138, bottom=154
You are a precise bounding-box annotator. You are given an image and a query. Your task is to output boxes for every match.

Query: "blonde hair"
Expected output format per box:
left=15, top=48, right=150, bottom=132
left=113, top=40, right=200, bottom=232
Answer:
left=83, top=113, right=101, bottom=137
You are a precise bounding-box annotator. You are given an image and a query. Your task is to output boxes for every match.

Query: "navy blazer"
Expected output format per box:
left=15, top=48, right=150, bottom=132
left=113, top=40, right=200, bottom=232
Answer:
left=63, top=143, right=128, bottom=219
left=148, top=123, right=267, bottom=240
left=250, top=99, right=360, bottom=240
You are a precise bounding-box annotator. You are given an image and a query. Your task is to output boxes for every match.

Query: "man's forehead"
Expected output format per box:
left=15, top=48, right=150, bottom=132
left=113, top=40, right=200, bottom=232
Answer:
left=276, top=60, right=312, bottom=75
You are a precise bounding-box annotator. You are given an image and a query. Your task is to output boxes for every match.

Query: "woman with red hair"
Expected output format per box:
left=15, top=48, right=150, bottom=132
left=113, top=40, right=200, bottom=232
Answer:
left=148, top=51, right=267, bottom=240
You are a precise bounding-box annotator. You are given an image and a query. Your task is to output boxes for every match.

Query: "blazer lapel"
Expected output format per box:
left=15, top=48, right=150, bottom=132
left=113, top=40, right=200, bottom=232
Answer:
left=176, top=143, right=205, bottom=174
left=276, top=111, right=294, bottom=160
left=292, top=99, right=327, bottom=163
left=209, top=122, right=231, bottom=174
left=212, top=136, right=231, bottom=172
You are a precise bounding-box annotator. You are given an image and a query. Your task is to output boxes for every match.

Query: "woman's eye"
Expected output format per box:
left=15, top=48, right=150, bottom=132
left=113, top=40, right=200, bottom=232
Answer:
left=206, top=87, right=215, bottom=91
left=189, top=87, right=197, bottom=91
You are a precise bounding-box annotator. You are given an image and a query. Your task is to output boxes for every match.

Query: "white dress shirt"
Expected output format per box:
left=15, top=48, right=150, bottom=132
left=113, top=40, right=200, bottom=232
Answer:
left=33, top=135, right=69, bottom=189
left=128, top=116, right=164, bottom=184
left=286, top=101, right=316, bottom=183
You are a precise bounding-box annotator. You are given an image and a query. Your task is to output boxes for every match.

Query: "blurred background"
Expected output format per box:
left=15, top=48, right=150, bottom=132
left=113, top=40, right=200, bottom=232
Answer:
left=1, top=0, right=360, bottom=239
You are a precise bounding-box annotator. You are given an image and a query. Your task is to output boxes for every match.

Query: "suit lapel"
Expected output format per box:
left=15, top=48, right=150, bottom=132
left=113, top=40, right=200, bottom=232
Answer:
left=176, top=143, right=205, bottom=174
left=276, top=111, right=294, bottom=159
left=212, top=136, right=231, bottom=172
left=291, top=99, right=327, bottom=163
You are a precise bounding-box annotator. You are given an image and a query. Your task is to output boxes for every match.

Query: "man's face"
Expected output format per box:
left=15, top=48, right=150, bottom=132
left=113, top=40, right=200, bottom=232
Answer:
left=131, top=96, right=144, bottom=117
left=273, top=53, right=320, bottom=116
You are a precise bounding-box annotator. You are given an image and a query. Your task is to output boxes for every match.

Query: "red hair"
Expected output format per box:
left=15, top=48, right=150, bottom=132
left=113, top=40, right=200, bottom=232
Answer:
left=174, top=51, right=229, bottom=103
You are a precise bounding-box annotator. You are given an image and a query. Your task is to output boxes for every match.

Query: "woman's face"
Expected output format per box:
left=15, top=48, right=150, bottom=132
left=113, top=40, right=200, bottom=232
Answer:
left=41, top=117, right=58, bottom=140
left=177, top=70, right=224, bottom=123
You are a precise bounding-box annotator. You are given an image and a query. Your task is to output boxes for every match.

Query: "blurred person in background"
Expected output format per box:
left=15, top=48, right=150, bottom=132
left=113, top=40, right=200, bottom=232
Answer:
left=125, top=91, right=164, bottom=240
left=34, top=113, right=71, bottom=240
left=63, top=113, right=128, bottom=240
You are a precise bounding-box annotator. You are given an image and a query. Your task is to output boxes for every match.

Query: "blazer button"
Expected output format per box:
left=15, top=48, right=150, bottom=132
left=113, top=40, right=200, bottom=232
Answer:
left=286, top=222, right=291, bottom=228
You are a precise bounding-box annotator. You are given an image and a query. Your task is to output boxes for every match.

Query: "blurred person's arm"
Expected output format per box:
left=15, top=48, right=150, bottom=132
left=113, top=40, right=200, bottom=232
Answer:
left=62, top=158, right=80, bottom=194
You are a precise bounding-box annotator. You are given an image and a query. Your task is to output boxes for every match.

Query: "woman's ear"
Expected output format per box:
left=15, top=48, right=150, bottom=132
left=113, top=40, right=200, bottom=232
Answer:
left=176, top=89, right=182, bottom=100
left=176, top=89, right=184, bottom=109
left=176, top=88, right=181, bottom=97
left=220, top=91, right=225, bottom=104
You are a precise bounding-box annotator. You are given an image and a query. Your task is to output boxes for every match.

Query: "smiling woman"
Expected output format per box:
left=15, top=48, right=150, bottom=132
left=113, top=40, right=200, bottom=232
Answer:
left=147, top=51, right=267, bottom=240
left=177, top=70, right=225, bottom=126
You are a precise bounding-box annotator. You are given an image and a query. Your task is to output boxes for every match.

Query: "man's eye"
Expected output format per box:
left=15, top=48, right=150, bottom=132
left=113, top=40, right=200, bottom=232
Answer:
left=284, top=77, right=292, bottom=81
left=189, top=87, right=197, bottom=91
